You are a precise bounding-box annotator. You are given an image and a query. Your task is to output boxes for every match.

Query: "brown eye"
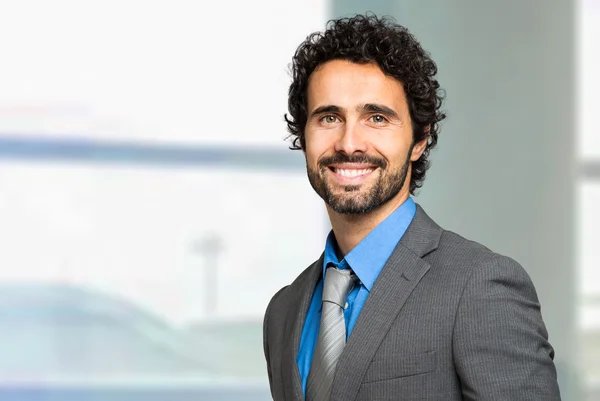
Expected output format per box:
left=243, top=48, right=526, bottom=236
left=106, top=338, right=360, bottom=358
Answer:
left=321, top=115, right=339, bottom=124
left=370, top=114, right=387, bottom=124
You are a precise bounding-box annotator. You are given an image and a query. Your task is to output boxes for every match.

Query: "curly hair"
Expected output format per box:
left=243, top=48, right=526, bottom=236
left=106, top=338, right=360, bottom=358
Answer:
left=285, top=14, right=446, bottom=194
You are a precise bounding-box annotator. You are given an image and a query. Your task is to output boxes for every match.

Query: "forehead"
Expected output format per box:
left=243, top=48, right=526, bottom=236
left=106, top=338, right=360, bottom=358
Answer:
left=306, top=59, right=407, bottom=111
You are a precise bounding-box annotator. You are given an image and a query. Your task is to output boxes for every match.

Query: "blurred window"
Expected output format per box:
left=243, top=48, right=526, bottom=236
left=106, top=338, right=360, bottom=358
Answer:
left=0, top=0, right=329, bottom=398
left=578, top=0, right=600, bottom=394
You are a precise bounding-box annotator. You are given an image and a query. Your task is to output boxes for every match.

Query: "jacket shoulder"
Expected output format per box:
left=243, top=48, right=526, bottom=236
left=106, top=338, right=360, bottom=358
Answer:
left=264, top=256, right=321, bottom=326
left=433, top=229, right=533, bottom=285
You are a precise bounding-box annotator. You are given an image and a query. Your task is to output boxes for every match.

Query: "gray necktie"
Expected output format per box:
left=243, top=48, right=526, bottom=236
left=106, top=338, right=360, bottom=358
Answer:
left=306, top=266, right=357, bottom=401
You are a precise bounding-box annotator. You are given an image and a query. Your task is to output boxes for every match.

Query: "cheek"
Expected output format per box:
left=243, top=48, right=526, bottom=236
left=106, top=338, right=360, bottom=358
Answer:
left=372, top=135, right=413, bottom=162
left=305, top=133, right=334, bottom=163
left=304, top=144, right=323, bottom=169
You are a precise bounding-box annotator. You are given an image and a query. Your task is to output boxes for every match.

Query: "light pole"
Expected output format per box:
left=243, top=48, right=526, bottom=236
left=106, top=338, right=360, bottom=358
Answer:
left=192, top=233, right=224, bottom=319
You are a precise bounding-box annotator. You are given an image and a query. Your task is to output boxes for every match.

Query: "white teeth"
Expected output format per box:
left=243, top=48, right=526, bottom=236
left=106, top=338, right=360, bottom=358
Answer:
left=335, top=168, right=374, bottom=177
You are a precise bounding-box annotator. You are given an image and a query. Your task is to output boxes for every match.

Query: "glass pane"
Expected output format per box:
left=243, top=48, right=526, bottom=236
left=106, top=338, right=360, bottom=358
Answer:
left=578, top=0, right=600, bottom=158
left=579, top=182, right=600, bottom=298
left=0, top=0, right=327, bottom=147
left=578, top=181, right=600, bottom=396
left=0, top=160, right=327, bottom=399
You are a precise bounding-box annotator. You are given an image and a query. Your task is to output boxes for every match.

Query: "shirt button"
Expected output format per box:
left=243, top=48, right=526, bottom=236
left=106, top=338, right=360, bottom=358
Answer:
left=344, top=302, right=349, bottom=309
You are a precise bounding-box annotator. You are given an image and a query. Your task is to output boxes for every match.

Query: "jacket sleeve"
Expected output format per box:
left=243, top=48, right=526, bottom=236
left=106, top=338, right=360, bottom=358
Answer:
left=263, top=286, right=288, bottom=396
left=452, top=255, right=561, bottom=400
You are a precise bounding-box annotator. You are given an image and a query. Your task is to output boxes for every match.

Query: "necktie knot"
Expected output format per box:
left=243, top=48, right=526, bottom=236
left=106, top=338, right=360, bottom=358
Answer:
left=322, top=266, right=356, bottom=308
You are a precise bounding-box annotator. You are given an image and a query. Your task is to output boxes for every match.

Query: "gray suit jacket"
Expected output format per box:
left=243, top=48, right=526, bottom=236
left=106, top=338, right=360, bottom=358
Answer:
left=263, top=205, right=561, bottom=400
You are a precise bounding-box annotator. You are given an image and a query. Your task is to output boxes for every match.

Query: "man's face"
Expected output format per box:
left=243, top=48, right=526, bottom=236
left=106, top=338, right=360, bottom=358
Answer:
left=304, top=59, right=426, bottom=215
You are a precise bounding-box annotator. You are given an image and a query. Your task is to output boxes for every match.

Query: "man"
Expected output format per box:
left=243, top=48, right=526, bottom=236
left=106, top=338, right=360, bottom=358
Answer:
left=263, top=14, right=561, bottom=401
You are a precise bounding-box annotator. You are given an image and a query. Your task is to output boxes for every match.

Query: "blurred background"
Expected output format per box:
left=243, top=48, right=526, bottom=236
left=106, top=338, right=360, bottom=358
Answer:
left=0, top=0, right=596, bottom=400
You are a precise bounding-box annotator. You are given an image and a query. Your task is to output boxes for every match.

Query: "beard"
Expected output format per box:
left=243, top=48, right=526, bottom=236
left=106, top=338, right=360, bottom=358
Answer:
left=306, top=146, right=413, bottom=215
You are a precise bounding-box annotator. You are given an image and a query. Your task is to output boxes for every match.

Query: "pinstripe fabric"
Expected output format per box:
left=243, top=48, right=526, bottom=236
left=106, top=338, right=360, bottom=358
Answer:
left=306, top=267, right=356, bottom=401
left=263, top=205, right=561, bottom=401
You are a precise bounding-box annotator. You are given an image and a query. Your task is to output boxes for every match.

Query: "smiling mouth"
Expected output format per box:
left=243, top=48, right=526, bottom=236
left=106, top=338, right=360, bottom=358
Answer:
left=325, top=165, right=379, bottom=185
left=329, top=167, right=376, bottom=177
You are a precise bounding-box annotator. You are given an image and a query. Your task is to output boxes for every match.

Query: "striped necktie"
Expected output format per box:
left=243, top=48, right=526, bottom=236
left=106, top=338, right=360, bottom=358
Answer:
left=306, top=266, right=357, bottom=401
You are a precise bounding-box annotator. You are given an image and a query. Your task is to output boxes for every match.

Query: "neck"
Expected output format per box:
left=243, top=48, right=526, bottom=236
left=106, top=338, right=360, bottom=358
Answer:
left=327, top=189, right=410, bottom=256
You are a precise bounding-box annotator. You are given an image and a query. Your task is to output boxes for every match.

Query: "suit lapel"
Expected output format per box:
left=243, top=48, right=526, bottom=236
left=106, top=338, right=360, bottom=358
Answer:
left=281, top=254, right=324, bottom=401
left=330, top=205, right=442, bottom=401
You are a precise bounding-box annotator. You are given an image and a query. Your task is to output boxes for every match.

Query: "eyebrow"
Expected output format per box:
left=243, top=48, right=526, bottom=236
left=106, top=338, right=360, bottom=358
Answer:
left=310, top=105, right=343, bottom=117
left=309, top=103, right=401, bottom=121
left=362, top=103, right=401, bottom=120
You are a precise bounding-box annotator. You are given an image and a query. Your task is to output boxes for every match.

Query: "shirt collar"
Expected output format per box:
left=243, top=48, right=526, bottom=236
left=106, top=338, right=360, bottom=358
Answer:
left=323, top=197, right=417, bottom=291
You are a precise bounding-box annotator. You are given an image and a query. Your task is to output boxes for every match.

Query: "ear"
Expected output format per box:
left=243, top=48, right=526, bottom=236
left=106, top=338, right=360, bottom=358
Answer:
left=410, top=126, right=430, bottom=162
left=300, top=135, right=307, bottom=154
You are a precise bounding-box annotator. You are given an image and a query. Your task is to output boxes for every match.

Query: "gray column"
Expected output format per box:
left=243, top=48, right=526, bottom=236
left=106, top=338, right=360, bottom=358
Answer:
left=332, top=1, right=578, bottom=399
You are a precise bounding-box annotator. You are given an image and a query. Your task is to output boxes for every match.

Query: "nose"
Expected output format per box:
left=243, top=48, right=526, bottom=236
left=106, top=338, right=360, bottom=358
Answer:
left=333, top=122, right=368, bottom=155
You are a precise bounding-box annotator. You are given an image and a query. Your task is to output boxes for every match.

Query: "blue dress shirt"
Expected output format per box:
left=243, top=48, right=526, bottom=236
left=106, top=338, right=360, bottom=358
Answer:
left=296, top=197, right=417, bottom=396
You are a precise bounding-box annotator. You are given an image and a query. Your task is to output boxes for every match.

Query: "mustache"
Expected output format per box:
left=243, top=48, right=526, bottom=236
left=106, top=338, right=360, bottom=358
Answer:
left=318, top=153, right=387, bottom=169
